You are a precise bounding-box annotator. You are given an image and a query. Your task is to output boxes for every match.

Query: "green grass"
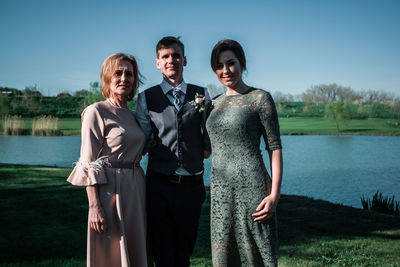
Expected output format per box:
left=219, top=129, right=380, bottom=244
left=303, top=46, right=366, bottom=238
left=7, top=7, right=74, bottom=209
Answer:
left=2, top=117, right=399, bottom=136
left=0, top=164, right=87, bottom=266
left=276, top=196, right=400, bottom=267
left=57, top=118, right=81, bottom=135
left=1, top=164, right=399, bottom=266
left=280, top=117, right=400, bottom=136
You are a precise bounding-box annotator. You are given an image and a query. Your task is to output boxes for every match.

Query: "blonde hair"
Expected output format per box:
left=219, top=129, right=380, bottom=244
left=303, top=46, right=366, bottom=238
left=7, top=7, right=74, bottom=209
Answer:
left=100, top=53, right=143, bottom=101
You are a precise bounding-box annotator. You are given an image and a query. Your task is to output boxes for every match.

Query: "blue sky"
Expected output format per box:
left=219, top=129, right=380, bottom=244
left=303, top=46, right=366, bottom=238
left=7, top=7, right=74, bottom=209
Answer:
left=0, top=0, right=399, bottom=96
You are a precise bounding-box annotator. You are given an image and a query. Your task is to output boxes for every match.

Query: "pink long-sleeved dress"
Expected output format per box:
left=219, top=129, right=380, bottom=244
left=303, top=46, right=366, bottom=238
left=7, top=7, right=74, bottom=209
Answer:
left=67, top=101, right=147, bottom=267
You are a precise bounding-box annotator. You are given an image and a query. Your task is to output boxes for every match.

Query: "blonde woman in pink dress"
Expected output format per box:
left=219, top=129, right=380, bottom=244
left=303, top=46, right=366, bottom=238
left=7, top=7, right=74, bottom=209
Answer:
left=67, top=53, right=147, bottom=267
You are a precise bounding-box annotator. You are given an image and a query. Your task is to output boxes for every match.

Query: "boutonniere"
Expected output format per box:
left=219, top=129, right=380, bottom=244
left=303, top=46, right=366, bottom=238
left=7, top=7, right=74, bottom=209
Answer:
left=192, top=93, right=205, bottom=112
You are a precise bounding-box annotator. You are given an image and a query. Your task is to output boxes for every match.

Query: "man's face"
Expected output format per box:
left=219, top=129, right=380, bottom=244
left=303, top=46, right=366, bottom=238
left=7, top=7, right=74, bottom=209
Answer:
left=156, top=44, right=187, bottom=81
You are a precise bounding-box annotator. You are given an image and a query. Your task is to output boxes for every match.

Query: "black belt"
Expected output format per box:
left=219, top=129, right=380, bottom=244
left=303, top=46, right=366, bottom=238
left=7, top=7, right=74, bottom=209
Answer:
left=150, top=171, right=203, bottom=184
left=108, top=161, right=139, bottom=169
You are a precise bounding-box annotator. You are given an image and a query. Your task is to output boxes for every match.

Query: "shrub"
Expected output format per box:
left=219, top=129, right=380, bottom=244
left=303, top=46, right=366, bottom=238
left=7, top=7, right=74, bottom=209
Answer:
left=361, top=191, right=399, bottom=216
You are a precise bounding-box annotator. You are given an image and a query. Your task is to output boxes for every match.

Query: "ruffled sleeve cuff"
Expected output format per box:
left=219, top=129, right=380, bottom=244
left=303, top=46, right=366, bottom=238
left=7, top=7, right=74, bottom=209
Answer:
left=67, top=156, right=110, bottom=186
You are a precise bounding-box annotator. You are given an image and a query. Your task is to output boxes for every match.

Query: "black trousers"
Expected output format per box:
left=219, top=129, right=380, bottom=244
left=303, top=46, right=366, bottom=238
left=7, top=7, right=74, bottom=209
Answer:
left=146, top=171, right=206, bottom=267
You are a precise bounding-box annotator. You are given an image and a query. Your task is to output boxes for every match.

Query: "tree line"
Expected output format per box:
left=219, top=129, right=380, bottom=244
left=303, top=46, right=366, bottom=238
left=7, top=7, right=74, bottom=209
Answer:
left=1, top=83, right=399, bottom=120
left=272, top=83, right=399, bottom=103
left=0, top=82, right=134, bottom=118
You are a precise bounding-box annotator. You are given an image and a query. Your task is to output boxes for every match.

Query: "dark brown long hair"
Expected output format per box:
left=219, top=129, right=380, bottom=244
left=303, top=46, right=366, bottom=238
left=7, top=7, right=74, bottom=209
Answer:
left=210, top=39, right=246, bottom=72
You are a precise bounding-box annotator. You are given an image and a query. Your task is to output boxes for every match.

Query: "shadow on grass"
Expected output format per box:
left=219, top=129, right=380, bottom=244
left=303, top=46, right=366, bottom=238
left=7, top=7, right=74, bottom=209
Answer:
left=0, top=165, right=87, bottom=264
left=1, top=164, right=399, bottom=265
left=340, top=128, right=371, bottom=133
left=193, top=193, right=400, bottom=260
left=277, top=195, right=400, bottom=243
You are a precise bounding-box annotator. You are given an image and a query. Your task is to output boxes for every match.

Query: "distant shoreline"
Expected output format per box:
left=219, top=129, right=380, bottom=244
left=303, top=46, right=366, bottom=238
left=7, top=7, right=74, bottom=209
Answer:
left=1, top=116, right=399, bottom=136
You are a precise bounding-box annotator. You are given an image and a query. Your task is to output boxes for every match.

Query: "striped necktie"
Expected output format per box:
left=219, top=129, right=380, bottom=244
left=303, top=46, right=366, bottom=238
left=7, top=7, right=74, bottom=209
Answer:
left=170, top=89, right=183, bottom=110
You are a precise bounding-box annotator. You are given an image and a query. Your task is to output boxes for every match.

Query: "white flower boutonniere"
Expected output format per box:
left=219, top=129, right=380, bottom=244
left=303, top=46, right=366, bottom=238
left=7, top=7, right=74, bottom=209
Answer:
left=192, top=93, right=205, bottom=112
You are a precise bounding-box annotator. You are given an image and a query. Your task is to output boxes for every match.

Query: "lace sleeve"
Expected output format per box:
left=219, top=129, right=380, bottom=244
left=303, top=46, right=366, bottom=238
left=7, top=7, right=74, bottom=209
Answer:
left=257, top=91, right=282, bottom=151
left=67, top=104, right=108, bottom=186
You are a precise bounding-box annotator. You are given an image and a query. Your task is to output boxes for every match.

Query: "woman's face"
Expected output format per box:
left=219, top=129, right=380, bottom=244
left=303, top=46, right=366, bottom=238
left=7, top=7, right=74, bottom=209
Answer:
left=109, top=60, right=135, bottom=98
left=215, top=50, right=243, bottom=89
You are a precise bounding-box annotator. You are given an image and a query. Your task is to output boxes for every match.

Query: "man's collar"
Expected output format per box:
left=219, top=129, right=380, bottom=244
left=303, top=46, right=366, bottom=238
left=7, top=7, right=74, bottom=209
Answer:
left=160, top=79, right=187, bottom=95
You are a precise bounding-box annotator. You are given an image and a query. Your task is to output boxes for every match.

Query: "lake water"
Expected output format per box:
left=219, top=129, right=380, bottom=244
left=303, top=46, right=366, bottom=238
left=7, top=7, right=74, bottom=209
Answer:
left=1, top=135, right=399, bottom=209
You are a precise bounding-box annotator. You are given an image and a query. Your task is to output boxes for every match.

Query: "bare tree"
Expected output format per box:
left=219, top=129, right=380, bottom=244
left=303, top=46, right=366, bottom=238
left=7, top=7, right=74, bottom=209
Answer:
left=361, top=89, right=396, bottom=103
left=301, top=83, right=356, bottom=103
left=206, top=83, right=225, bottom=98
left=272, top=91, right=296, bottom=102
left=340, top=87, right=362, bottom=103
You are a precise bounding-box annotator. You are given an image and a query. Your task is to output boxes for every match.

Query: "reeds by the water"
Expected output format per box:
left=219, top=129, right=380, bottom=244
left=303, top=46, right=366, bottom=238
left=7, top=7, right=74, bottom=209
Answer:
left=361, top=190, right=400, bottom=216
left=2, top=115, right=29, bottom=135
left=32, top=115, right=62, bottom=136
left=2, top=115, right=62, bottom=136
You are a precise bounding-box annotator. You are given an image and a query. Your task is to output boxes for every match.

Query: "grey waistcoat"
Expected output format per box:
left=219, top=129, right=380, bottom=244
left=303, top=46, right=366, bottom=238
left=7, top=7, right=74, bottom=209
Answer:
left=145, top=84, right=205, bottom=175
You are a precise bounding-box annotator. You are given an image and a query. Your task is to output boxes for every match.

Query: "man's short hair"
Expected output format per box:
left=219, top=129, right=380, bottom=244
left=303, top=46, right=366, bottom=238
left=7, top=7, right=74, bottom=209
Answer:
left=156, top=36, right=185, bottom=57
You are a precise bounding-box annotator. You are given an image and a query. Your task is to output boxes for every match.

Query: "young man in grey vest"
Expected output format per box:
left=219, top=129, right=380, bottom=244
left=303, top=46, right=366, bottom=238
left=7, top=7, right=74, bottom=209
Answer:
left=136, top=36, right=211, bottom=267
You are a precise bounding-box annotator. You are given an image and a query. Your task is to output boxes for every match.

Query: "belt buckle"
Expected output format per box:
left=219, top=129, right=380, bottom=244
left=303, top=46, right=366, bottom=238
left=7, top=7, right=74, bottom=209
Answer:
left=170, top=175, right=182, bottom=183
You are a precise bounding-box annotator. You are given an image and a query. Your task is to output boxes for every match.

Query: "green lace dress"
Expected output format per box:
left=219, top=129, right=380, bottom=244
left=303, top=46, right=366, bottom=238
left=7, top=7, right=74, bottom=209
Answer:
left=206, top=88, right=282, bottom=266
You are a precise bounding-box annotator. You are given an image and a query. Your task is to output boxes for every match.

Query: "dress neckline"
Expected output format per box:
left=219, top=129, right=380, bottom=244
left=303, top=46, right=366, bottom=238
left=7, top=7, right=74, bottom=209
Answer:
left=225, top=87, right=253, bottom=97
left=105, top=99, right=130, bottom=110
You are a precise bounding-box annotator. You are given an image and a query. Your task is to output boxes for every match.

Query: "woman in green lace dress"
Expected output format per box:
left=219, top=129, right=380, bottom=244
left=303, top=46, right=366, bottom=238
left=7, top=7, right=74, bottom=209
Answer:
left=206, top=40, right=283, bottom=266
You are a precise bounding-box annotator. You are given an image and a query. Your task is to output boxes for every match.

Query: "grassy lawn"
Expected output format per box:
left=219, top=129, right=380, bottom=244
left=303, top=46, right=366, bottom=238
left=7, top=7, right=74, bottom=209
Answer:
left=1, top=164, right=399, bottom=266
left=279, top=117, right=400, bottom=136
left=57, top=118, right=81, bottom=135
